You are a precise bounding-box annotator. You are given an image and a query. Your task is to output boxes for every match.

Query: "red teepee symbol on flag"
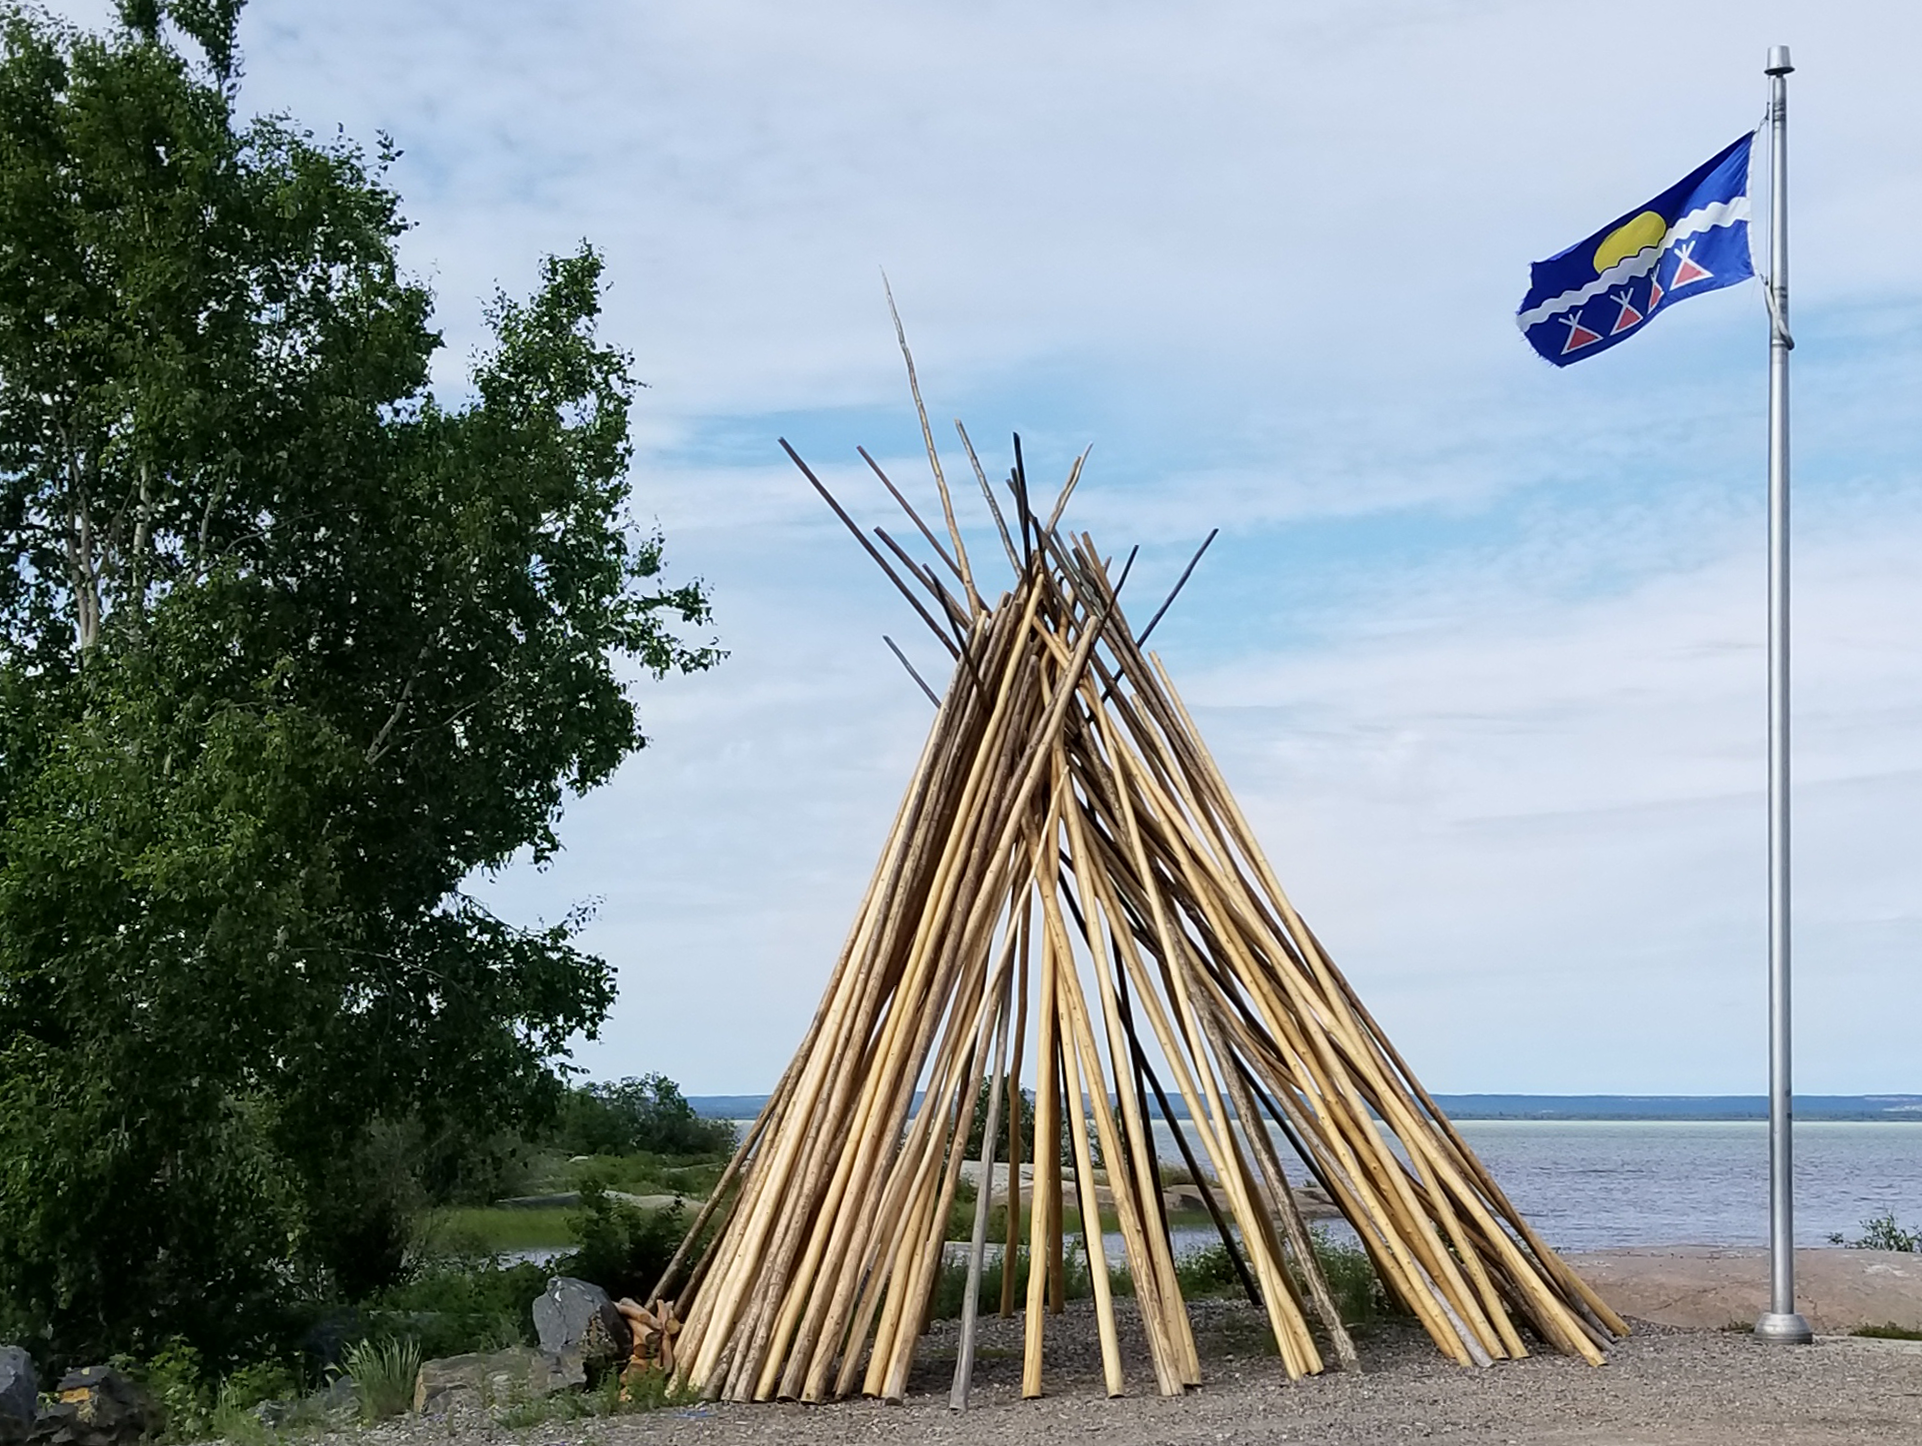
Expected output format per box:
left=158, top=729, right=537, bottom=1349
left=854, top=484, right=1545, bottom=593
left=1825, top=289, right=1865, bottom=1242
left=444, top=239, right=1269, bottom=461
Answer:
left=1610, top=289, right=1645, bottom=334
left=1559, top=310, right=1604, bottom=354
left=1671, top=241, right=1713, bottom=289
left=1647, top=270, right=1665, bottom=312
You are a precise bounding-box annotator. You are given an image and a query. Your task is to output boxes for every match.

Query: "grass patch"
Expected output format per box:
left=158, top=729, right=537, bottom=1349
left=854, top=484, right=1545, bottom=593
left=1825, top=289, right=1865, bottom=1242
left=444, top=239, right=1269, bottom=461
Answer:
left=1854, top=1322, right=1922, bottom=1341
left=1175, top=1243, right=1243, bottom=1298
left=558, top=1151, right=728, bottom=1201
left=1168, top=1229, right=1397, bottom=1327
left=342, top=1337, right=420, bottom=1422
left=927, top=1241, right=1111, bottom=1320
left=427, top=1206, right=576, bottom=1253
left=1308, top=1227, right=1396, bottom=1327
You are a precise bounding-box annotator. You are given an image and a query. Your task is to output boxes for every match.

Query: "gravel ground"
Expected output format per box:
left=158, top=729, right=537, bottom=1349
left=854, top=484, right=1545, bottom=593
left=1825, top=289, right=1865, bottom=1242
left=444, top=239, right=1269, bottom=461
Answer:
left=348, top=1299, right=1922, bottom=1446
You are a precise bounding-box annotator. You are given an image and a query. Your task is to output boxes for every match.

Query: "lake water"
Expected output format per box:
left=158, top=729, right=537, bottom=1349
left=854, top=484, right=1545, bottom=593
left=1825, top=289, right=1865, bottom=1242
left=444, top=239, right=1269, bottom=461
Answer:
left=720, top=1117, right=1922, bottom=1254
left=1140, top=1118, right=1922, bottom=1252
left=1448, top=1119, right=1922, bottom=1250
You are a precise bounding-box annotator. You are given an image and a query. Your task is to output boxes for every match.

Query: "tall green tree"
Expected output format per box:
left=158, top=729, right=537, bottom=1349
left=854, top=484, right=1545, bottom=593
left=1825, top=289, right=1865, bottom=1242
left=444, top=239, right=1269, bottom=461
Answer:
left=0, top=2, right=718, bottom=1364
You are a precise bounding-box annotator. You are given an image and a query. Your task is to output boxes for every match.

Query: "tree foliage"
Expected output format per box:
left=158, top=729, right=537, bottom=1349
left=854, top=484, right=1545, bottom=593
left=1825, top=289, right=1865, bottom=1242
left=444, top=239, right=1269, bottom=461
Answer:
left=554, top=1074, right=737, bottom=1158
left=963, top=1077, right=1099, bottom=1168
left=0, top=3, right=718, bottom=1365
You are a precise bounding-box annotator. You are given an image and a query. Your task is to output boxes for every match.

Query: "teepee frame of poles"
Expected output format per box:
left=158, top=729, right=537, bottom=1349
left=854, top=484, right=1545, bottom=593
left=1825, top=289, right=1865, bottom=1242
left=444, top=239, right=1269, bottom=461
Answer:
left=647, top=327, right=1628, bottom=1405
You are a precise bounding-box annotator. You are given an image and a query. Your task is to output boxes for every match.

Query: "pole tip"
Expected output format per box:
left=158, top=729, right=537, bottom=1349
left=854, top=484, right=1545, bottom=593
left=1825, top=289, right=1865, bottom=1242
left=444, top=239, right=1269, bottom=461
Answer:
left=1766, top=44, right=1794, bottom=75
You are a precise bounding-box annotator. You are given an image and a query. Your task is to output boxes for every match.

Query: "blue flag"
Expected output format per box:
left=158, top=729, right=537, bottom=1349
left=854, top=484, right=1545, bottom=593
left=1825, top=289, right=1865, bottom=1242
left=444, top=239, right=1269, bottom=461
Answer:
left=1518, top=134, right=1754, bottom=365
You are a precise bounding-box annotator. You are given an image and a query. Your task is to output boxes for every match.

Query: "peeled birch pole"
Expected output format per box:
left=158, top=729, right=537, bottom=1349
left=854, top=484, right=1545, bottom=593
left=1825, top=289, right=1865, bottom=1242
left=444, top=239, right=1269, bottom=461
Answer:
left=950, top=976, right=1011, bottom=1408
left=998, top=904, right=1030, bottom=1318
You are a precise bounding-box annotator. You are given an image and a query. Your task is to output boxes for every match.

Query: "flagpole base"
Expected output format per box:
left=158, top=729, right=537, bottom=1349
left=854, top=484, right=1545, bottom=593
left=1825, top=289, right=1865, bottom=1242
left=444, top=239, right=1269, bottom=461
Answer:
left=1753, top=1311, right=1813, bottom=1344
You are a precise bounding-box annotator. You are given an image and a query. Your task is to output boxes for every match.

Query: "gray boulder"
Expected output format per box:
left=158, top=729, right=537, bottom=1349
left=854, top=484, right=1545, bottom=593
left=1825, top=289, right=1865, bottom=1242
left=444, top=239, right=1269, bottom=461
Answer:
left=532, top=1277, right=630, bottom=1368
left=314, top=1375, right=358, bottom=1417
left=251, top=1376, right=355, bottom=1431
left=0, top=1349, right=35, bottom=1444
left=248, top=1399, right=292, bottom=1430
left=412, top=1346, right=585, bottom=1415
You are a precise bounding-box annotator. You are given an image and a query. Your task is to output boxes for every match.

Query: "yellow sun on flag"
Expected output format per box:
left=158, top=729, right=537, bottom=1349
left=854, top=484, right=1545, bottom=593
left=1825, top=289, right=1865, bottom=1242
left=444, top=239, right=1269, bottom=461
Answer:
left=1593, top=210, right=1668, bottom=275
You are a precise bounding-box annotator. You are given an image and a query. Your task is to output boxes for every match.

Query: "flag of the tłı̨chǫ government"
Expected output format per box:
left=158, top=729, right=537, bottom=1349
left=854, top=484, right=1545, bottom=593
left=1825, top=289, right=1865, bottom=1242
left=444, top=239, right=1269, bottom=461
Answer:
left=1517, top=134, right=1753, bottom=365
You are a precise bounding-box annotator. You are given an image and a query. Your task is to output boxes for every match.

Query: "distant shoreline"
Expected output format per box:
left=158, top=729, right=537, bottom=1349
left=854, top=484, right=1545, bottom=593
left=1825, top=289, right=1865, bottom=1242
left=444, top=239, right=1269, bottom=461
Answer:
left=687, top=1091, right=1922, bottom=1123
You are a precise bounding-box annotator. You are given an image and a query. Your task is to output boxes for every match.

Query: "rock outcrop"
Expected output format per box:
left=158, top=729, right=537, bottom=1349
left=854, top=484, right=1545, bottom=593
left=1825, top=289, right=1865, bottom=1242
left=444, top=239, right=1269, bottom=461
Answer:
left=0, top=1349, right=35, bottom=1445
left=30, top=1367, right=153, bottom=1446
left=1567, top=1246, right=1922, bottom=1333
left=412, top=1347, right=585, bottom=1415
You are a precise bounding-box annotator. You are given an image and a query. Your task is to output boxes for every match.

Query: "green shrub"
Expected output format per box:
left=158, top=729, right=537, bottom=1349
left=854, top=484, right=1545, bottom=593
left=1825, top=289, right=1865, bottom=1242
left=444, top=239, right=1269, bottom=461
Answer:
left=362, top=1258, right=547, bottom=1361
left=922, top=1227, right=1391, bottom=1331
left=134, top=1341, right=216, bottom=1442
left=1053, top=1239, right=1098, bottom=1306
left=612, top=1364, right=680, bottom=1411
left=558, top=1183, right=690, bottom=1301
left=963, top=1080, right=1038, bottom=1162
left=206, top=1362, right=299, bottom=1445
left=1175, top=1243, right=1243, bottom=1297
left=1829, top=1212, right=1922, bottom=1253
left=126, top=1341, right=299, bottom=1444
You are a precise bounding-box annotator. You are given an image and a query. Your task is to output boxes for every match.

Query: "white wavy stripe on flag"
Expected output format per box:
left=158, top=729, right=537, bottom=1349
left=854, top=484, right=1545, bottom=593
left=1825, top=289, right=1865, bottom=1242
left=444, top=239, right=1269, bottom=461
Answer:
left=1515, top=196, right=1752, bottom=331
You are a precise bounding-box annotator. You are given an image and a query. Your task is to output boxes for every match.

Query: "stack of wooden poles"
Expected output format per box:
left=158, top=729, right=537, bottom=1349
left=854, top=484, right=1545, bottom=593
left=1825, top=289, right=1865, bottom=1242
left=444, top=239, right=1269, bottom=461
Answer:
left=649, top=372, right=1627, bottom=1405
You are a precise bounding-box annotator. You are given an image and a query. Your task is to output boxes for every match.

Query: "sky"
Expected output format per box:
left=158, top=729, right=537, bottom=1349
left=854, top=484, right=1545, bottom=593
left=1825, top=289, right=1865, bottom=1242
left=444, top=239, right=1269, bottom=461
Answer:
left=50, top=1, right=1922, bottom=1094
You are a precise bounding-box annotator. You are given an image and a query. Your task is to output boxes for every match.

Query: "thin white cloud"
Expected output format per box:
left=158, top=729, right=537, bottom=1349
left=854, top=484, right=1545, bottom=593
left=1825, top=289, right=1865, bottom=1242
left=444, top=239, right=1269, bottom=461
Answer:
left=142, top=0, right=1922, bottom=416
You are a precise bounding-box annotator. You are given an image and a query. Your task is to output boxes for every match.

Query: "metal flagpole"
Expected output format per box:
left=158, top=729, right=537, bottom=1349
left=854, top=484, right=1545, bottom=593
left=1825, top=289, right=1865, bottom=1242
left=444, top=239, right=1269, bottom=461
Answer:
left=1754, top=42, right=1812, bottom=1347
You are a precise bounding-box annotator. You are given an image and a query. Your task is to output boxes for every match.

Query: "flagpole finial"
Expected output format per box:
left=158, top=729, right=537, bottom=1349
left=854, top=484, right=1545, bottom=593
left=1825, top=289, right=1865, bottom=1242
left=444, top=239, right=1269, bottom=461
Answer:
left=1766, top=44, right=1794, bottom=75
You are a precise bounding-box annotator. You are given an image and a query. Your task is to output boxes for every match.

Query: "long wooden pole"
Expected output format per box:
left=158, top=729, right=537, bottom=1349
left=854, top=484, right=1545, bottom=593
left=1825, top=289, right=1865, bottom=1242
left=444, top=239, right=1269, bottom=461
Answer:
left=1021, top=905, right=1061, bottom=1397
left=951, top=961, right=1013, bottom=1407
